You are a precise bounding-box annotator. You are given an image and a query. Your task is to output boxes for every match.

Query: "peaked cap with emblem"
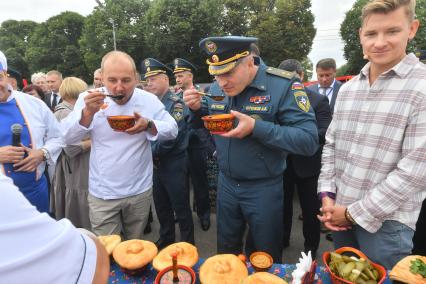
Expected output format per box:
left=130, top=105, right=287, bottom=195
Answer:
left=173, top=58, right=197, bottom=74
left=141, top=58, right=172, bottom=79
left=199, top=36, right=258, bottom=76
left=416, top=50, right=426, bottom=63
left=7, top=67, right=21, bottom=81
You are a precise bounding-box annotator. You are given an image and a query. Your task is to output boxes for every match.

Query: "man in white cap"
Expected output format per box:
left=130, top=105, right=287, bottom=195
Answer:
left=0, top=50, right=63, bottom=213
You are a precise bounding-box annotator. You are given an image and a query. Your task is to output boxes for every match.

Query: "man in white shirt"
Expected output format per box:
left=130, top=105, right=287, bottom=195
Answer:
left=0, top=50, right=63, bottom=213
left=0, top=173, right=110, bottom=284
left=61, top=51, right=178, bottom=239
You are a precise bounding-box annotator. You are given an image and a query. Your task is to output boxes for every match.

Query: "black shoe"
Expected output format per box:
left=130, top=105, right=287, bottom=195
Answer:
left=155, top=238, right=174, bottom=250
left=143, top=223, right=152, bottom=234
left=201, top=219, right=210, bottom=231
left=325, top=233, right=333, bottom=242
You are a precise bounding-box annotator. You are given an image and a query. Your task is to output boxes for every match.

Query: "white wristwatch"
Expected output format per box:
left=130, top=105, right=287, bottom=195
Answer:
left=41, top=148, right=50, bottom=161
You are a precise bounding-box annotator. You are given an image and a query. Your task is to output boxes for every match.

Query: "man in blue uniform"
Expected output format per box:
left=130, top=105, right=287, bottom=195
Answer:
left=141, top=58, right=194, bottom=249
left=183, top=36, right=319, bottom=262
left=173, top=58, right=214, bottom=231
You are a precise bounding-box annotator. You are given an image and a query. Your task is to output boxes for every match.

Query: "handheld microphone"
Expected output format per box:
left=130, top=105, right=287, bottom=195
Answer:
left=11, top=123, right=23, bottom=146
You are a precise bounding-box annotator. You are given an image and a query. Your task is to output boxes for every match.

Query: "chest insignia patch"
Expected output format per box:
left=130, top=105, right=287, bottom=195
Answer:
left=249, top=95, right=271, bottom=104
left=294, top=91, right=311, bottom=112
left=210, top=104, right=226, bottom=110
left=243, top=105, right=271, bottom=113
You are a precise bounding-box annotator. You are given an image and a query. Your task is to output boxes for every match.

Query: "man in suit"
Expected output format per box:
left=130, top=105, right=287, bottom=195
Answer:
left=279, top=59, right=332, bottom=259
left=45, top=70, right=63, bottom=112
left=308, top=58, right=342, bottom=115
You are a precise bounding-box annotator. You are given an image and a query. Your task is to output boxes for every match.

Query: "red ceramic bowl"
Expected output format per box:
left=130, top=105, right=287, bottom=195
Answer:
left=107, top=115, right=135, bottom=131
left=201, top=113, right=234, bottom=134
left=154, top=265, right=196, bottom=284
left=323, top=247, right=386, bottom=284
left=249, top=251, right=273, bottom=272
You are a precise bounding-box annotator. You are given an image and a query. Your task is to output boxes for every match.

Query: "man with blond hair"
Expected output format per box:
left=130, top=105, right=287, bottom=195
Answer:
left=318, top=0, right=426, bottom=269
left=61, top=51, right=178, bottom=239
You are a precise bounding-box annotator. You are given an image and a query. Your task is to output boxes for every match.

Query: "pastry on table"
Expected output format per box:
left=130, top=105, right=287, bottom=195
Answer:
left=243, top=272, right=288, bottom=284
left=199, top=254, right=248, bottom=284
left=153, top=242, right=199, bottom=271
left=112, top=239, right=158, bottom=270
left=97, top=234, right=121, bottom=255
left=389, top=255, right=426, bottom=284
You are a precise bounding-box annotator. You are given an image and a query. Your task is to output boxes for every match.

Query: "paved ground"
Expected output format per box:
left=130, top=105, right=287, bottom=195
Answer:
left=144, top=190, right=334, bottom=265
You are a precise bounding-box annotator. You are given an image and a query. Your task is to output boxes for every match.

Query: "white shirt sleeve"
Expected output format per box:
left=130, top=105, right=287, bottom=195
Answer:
left=0, top=174, right=97, bottom=284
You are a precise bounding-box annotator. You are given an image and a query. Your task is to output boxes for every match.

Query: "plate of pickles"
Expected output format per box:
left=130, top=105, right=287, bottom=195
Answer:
left=323, top=247, right=386, bottom=284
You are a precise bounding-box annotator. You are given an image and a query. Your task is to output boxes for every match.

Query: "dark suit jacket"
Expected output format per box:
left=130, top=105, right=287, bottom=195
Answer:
left=308, top=80, right=342, bottom=115
left=44, top=92, right=62, bottom=111
left=286, top=88, right=332, bottom=178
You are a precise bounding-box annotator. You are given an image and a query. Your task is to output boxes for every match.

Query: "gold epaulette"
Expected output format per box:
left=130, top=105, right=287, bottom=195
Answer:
left=266, top=67, right=296, bottom=80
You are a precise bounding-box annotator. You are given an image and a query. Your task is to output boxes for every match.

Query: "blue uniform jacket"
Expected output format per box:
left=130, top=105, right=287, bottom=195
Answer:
left=190, top=64, right=319, bottom=180
left=152, top=90, right=189, bottom=159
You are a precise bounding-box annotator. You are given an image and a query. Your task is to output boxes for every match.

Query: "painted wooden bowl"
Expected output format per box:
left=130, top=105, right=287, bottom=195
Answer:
left=201, top=113, right=234, bottom=134
left=107, top=115, right=135, bottom=131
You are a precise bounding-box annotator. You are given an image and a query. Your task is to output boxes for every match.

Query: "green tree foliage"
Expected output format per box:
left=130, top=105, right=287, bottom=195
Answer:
left=341, top=0, right=426, bottom=75
left=143, top=0, right=222, bottom=82
left=80, top=0, right=151, bottom=78
left=0, top=20, right=39, bottom=80
left=249, top=0, right=316, bottom=67
left=0, top=0, right=317, bottom=83
left=25, top=12, right=87, bottom=79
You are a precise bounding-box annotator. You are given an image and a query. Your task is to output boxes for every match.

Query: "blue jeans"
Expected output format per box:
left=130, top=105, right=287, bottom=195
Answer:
left=332, top=220, right=414, bottom=270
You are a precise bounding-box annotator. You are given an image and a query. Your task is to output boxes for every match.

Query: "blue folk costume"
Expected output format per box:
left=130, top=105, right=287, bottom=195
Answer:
left=0, top=91, right=62, bottom=212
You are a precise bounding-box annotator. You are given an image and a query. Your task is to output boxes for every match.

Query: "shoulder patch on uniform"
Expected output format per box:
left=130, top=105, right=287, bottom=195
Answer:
left=266, top=67, right=295, bottom=80
left=294, top=90, right=311, bottom=112
left=172, top=102, right=184, bottom=121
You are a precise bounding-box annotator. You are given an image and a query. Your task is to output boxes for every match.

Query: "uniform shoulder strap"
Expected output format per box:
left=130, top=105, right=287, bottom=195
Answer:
left=265, top=67, right=296, bottom=80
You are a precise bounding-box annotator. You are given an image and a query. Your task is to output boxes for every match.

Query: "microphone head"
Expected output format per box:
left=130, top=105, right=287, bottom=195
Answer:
left=11, top=123, right=23, bottom=134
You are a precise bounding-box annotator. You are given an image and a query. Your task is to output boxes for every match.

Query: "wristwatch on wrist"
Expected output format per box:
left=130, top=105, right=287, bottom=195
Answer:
left=146, top=119, right=154, bottom=131
left=40, top=148, right=50, bottom=161
left=345, top=208, right=357, bottom=225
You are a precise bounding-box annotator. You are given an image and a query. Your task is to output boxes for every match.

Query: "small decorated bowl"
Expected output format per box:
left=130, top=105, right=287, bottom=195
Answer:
left=201, top=113, right=234, bottom=134
left=107, top=115, right=135, bottom=131
left=155, top=265, right=196, bottom=284
left=249, top=251, right=273, bottom=272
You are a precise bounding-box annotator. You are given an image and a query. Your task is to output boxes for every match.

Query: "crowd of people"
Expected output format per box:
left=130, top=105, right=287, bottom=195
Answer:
left=0, top=0, right=425, bottom=283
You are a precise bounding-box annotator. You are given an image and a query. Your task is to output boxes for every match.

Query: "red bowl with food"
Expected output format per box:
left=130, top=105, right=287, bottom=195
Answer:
left=201, top=113, right=234, bottom=134
left=107, top=115, right=135, bottom=131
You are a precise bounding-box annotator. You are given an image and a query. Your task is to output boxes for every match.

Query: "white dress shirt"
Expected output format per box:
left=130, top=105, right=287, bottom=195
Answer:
left=0, top=91, right=64, bottom=178
left=0, top=173, right=97, bottom=284
left=318, top=79, right=336, bottom=103
left=61, top=87, right=178, bottom=199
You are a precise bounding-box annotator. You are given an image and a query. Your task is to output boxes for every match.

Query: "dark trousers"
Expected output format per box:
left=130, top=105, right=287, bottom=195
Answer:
left=412, top=198, right=426, bottom=255
left=153, top=155, right=194, bottom=244
left=188, top=147, right=210, bottom=220
left=283, top=164, right=320, bottom=252
left=217, top=173, right=283, bottom=263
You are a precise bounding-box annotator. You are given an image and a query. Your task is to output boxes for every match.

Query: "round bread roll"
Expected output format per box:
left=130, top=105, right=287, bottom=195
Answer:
left=112, top=239, right=158, bottom=270
left=243, top=272, right=288, bottom=284
left=153, top=242, right=199, bottom=271
left=200, top=254, right=248, bottom=284
left=98, top=235, right=121, bottom=255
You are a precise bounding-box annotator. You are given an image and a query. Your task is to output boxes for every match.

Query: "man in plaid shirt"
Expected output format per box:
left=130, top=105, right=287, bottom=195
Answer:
left=318, top=0, right=426, bottom=269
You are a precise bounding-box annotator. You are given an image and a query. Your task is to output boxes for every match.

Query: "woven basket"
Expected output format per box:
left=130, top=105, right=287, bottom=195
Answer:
left=322, top=247, right=386, bottom=284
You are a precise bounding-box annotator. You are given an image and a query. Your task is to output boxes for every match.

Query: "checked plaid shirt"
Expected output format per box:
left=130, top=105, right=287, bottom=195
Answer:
left=318, top=53, right=426, bottom=233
